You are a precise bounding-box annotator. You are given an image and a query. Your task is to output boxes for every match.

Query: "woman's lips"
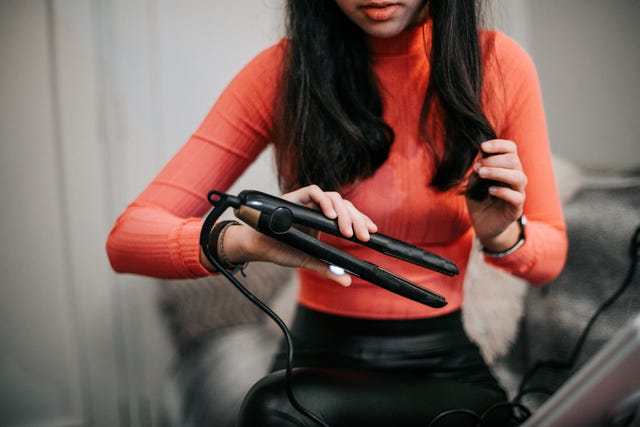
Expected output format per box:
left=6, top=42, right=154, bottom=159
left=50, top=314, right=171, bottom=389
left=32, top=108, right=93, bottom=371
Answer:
left=360, top=3, right=401, bottom=21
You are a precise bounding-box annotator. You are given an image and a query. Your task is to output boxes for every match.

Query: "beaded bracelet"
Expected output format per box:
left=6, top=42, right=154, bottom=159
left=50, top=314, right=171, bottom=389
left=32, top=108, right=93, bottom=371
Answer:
left=208, top=220, right=248, bottom=274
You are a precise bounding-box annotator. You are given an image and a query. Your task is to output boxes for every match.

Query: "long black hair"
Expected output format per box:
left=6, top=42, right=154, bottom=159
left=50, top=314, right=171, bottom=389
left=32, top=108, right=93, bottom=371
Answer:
left=274, top=0, right=497, bottom=200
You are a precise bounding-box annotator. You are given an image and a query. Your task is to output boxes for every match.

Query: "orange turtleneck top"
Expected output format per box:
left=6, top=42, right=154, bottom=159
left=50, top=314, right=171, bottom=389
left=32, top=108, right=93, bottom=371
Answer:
left=106, top=23, right=567, bottom=320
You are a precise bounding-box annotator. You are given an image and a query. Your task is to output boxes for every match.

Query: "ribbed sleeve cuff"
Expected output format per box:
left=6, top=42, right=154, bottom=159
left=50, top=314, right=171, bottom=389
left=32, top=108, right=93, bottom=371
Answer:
left=483, top=221, right=568, bottom=286
left=483, top=230, right=538, bottom=277
left=168, top=218, right=212, bottom=278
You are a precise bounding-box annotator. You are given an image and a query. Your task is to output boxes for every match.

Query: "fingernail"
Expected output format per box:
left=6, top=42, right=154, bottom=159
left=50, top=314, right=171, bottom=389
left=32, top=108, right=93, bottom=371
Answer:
left=482, top=141, right=493, bottom=151
left=478, top=167, right=488, bottom=177
left=329, top=265, right=345, bottom=276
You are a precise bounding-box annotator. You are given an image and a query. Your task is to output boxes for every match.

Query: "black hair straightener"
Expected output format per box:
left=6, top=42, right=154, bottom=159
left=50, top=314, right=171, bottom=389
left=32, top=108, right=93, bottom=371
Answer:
left=200, top=190, right=458, bottom=308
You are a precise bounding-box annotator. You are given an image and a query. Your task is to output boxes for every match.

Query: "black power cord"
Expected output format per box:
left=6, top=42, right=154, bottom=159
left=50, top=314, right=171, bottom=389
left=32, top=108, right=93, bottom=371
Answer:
left=427, top=223, right=640, bottom=427
left=205, top=215, right=639, bottom=426
left=198, top=191, right=329, bottom=425
left=516, top=223, right=640, bottom=401
left=200, top=248, right=329, bottom=427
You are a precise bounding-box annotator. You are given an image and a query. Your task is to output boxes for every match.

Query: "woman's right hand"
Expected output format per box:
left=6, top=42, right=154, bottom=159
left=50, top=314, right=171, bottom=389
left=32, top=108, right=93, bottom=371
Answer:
left=203, top=185, right=377, bottom=287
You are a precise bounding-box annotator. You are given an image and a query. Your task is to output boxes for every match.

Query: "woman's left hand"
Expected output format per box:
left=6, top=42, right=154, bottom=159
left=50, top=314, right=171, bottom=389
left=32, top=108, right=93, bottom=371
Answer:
left=466, top=139, right=527, bottom=252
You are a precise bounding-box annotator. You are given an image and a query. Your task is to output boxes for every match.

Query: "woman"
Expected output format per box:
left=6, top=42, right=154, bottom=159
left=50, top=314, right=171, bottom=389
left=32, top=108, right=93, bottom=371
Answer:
left=107, top=0, right=567, bottom=425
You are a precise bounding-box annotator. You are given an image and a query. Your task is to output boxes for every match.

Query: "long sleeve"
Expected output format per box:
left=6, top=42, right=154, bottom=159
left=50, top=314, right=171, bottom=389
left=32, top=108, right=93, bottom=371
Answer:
left=482, top=33, right=568, bottom=285
left=106, top=43, right=284, bottom=278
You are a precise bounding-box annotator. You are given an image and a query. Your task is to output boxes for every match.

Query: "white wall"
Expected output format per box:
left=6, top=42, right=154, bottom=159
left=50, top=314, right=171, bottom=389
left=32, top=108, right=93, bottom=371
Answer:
left=0, top=1, right=638, bottom=426
left=0, top=0, right=283, bottom=426
left=530, top=0, right=639, bottom=172
left=1, top=2, right=90, bottom=425
left=497, top=0, right=640, bottom=172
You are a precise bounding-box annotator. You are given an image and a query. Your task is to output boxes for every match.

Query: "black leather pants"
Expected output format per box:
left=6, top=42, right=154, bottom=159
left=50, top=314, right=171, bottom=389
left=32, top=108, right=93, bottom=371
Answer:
left=236, top=306, right=509, bottom=427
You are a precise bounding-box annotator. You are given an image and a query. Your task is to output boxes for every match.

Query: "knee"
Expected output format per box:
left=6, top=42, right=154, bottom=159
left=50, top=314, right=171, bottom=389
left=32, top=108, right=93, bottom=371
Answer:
left=236, top=371, right=303, bottom=427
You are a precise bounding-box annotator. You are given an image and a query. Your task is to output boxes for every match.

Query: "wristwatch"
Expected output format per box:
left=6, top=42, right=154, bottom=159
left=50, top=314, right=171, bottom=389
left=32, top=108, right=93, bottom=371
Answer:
left=482, top=215, right=527, bottom=258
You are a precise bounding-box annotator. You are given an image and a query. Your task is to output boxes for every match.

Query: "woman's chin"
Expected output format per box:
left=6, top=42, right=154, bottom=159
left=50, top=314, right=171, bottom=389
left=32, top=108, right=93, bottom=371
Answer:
left=358, top=21, right=410, bottom=38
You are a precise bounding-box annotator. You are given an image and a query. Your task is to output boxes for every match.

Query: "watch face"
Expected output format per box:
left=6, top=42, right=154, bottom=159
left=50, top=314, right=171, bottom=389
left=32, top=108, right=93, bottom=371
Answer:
left=482, top=216, right=527, bottom=258
left=519, top=215, right=527, bottom=238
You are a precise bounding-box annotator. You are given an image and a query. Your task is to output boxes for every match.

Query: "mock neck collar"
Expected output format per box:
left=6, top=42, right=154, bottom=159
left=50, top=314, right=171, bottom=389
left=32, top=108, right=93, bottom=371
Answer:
left=366, top=20, right=431, bottom=57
